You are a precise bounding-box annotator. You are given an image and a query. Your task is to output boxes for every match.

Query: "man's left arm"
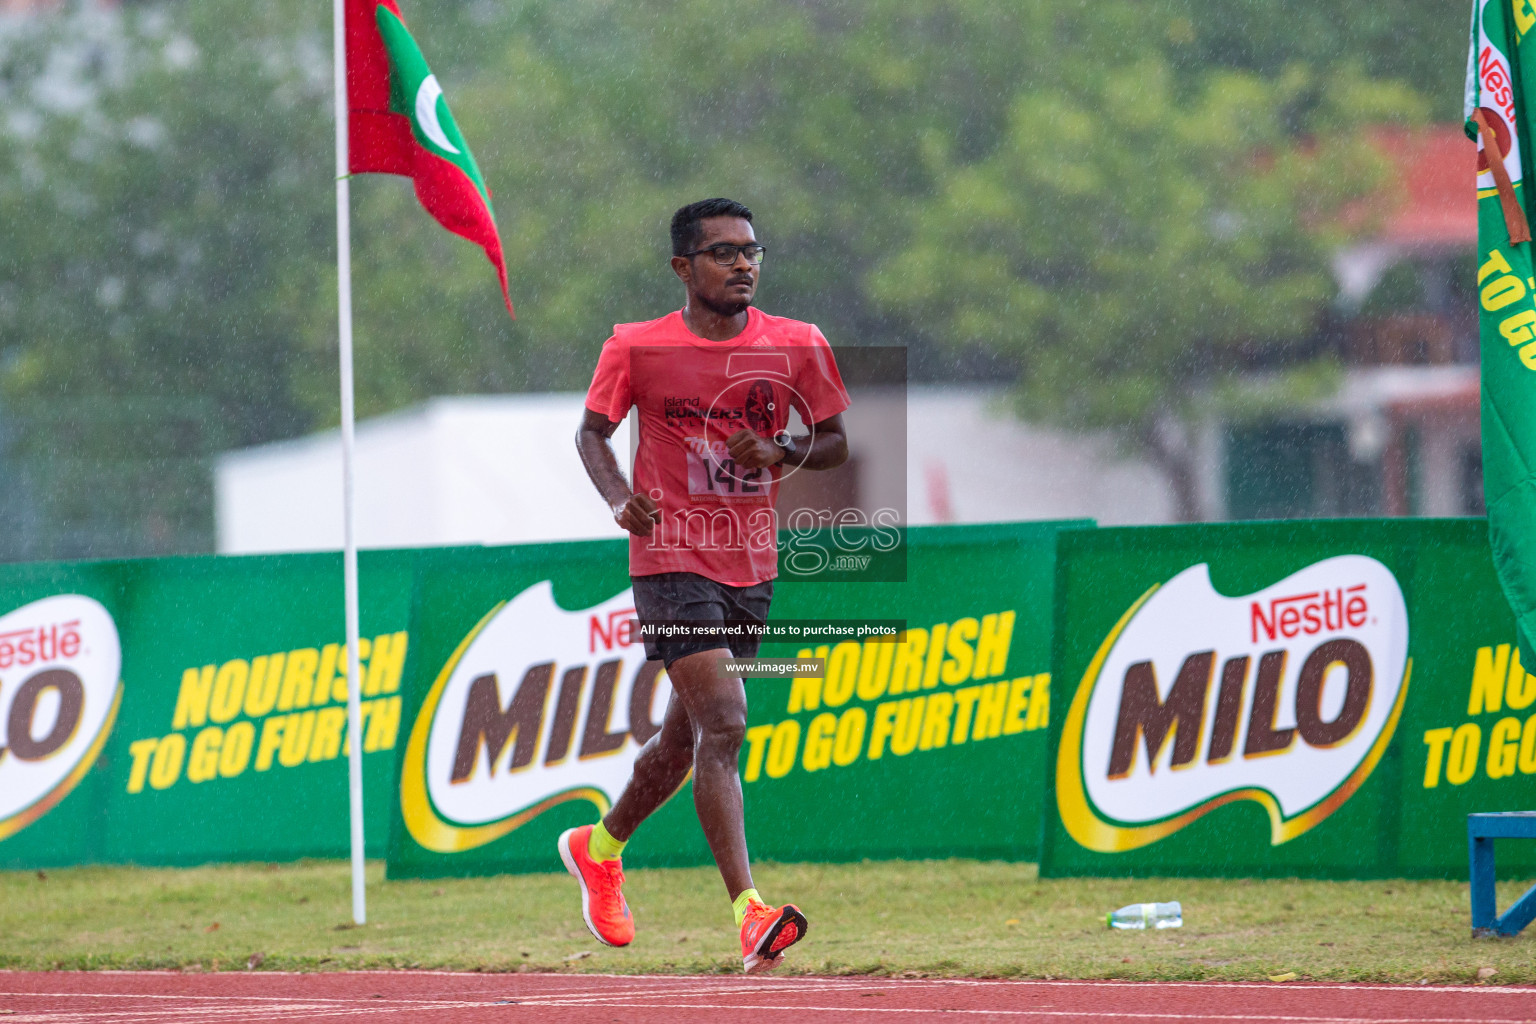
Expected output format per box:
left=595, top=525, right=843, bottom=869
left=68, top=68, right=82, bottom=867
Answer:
left=726, top=413, right=848, bottom=471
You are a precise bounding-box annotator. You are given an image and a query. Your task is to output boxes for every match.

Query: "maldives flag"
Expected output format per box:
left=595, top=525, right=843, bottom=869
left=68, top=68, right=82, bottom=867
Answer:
left=347, top=0, right=512, bottom=316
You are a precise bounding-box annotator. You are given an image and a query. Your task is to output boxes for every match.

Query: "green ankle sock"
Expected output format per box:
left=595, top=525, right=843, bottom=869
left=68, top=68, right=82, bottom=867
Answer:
left=732, top=888, right=762, bottom=927
left=588, top=821, right=627, bottom=862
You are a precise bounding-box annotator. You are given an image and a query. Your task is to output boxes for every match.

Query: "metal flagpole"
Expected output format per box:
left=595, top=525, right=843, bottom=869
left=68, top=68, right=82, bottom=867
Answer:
left=333, top=0, right=367, bottom=927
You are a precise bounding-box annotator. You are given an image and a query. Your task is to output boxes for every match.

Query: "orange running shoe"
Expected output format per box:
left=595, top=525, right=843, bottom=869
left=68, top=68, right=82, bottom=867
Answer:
left=739, top=900, right=808, bottom=973
left=558, top=825, right=634, bottom=947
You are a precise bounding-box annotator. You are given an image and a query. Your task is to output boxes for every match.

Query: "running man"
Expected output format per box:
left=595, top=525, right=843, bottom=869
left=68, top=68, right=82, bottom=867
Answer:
left=565, top=198, right=850, bottom=972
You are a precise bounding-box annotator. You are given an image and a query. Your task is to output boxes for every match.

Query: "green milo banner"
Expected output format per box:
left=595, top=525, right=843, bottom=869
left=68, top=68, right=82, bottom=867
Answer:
left=1041, top=519, right=1536, bottom=880
left=0, top=550, right=430, bottom=869
left=386, top=522, right=1082, bottom=878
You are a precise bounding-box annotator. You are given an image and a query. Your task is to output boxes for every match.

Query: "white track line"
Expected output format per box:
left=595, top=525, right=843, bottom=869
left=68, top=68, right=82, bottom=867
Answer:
left=0, top=994, right=433, bottom=1006
left=905, top=979, right=1536, bottom=997
left=0, top=1004, right=470, bottom=1024
left=455, top=1000, right=1536, bottom=1023
left=2, top=1000, right=1526, bottom=1024
left=15, top=971, right=1532, bottom=996
left=409, top=977, right=1536, bottom=1006
left=2, top=975, right=1530, bottom=1024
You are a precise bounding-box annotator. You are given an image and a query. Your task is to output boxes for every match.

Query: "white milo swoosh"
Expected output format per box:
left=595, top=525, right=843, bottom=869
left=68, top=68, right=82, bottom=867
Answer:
left=1082, top=555, right=1408, bottom=828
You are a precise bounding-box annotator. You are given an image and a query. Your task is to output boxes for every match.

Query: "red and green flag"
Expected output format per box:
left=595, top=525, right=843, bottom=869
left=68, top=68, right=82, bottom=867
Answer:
left=347, top=0, right=512, bottom=315
left=1468, top=0, right=1536, bottom=660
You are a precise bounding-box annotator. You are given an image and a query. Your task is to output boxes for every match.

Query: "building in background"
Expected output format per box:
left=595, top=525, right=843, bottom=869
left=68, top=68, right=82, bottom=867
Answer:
left=1224, top=126, right=1480, bottom=521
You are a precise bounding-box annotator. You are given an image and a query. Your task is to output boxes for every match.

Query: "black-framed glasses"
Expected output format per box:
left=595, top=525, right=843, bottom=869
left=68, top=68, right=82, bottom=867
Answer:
left=680, top=243, right=767, bottom=265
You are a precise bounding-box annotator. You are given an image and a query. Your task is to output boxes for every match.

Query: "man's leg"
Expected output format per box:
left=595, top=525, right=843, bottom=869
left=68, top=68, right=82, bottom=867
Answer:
left=559, top=684, right=694, bottom=949
left=663, top=647, right=754, bottom=899
left=662, top=644, right=808, bottom=973
left=601, top=690, right=694, bottom=841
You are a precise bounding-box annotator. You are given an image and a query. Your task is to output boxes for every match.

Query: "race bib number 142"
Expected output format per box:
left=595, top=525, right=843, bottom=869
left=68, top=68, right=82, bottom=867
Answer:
left=684, top=436, right=765, bottom=501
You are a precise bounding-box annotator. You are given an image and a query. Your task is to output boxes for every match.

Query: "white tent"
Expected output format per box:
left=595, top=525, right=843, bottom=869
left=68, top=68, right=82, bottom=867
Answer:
left=217, top=394, right=631, bottom=554
left=216, top=387, right=1185, bottom=557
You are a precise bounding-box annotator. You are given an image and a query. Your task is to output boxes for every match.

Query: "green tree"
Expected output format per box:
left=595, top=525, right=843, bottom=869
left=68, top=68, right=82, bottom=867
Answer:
left=870, top=54, right=1424, bottom=517
left=1163, top=0, right=1468, bottom=120
left=0, top=1, right=339, bottom=555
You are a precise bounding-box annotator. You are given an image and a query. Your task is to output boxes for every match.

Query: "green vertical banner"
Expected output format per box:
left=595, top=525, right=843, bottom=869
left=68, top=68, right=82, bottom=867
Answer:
left=386, top=522, right=1085, bottom=878
left=1042, top=520, right=1536, bottom=879
left=1469, top=0, right=1536, bottom=662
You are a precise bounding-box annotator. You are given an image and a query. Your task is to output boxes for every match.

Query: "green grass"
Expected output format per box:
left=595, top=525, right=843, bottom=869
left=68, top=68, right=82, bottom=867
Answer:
left=0, top=860, right=1530, bottom=983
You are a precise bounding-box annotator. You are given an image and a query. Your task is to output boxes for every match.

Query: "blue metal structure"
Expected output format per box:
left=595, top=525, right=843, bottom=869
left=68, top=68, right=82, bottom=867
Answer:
left=1469, top=812, right=1536, bottom=938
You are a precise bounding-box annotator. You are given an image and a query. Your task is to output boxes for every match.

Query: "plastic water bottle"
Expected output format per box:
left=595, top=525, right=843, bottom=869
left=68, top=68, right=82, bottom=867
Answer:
left=1107, top=901, right=1182, bottom=930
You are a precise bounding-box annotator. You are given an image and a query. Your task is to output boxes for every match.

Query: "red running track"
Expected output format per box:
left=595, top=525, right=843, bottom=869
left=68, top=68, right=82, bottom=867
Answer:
left=0, top=971, right=1530, bottom=1023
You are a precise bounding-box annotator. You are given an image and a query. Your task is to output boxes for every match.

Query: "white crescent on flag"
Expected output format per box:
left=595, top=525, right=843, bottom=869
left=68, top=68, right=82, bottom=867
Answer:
left=414, top=75, right=461, bottom=155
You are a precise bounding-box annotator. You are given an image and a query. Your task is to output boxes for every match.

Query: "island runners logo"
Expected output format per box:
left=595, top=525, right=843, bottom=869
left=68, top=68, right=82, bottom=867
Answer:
left=1057, top=555, right=1409, bottom=854
left=0, top=595, right=122, bottom=842
left=399, top=583, right=670, bottom=854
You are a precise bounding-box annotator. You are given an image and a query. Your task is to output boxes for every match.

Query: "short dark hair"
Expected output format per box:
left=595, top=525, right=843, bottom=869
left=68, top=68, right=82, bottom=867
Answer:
left=671, top=198, right=753, bottom=256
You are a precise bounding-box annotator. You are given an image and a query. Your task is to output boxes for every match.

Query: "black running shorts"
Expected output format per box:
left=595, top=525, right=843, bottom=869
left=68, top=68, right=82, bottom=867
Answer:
left=631, top=572, right=774, bottom=668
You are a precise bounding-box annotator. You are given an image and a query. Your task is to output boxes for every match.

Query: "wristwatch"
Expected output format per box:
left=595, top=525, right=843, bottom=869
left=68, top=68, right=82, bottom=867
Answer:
left=773, top=431, right=798, bottom=465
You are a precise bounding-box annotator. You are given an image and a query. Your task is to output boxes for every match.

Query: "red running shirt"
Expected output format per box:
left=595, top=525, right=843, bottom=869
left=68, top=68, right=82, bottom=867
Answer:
left=585, top=307, right=851, bottom=585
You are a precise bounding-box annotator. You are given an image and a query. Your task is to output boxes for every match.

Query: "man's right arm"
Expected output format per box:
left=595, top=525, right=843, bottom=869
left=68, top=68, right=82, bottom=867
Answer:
left=576, top=408, right=660, bottom=536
